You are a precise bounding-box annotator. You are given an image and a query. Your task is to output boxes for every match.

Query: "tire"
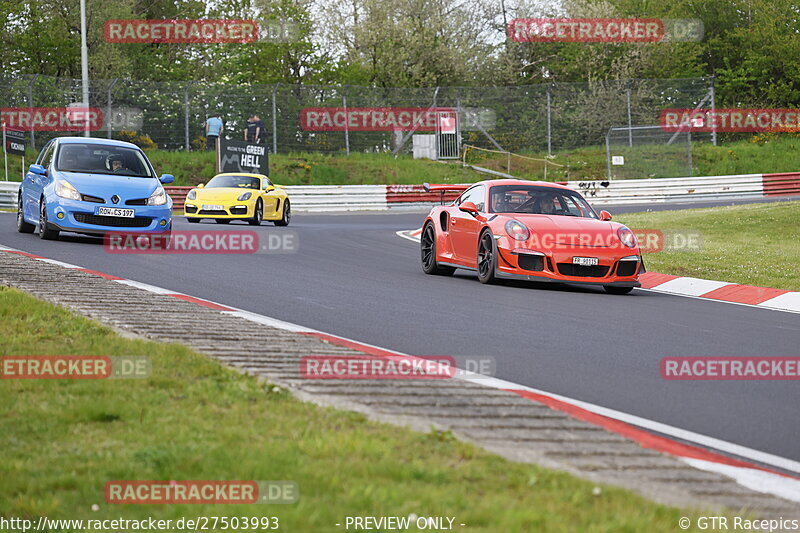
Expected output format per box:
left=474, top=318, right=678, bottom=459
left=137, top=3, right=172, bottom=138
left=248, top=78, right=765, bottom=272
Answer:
left=215, top=219, right=230, bottom=224
left=420, top=223, right=455, bottom=276
left=16, top=194, right=35, bottom=234
left=187, top=217, right=200, bottom=223
left=38, top=199, right=59, bottom=240
left=248, top=199, right=263, bottom=226
left=604, top=286, right=634, bottom=295
left=274, top=200, right=291, bottom=226
left=476, top=230, right=497, bottom=284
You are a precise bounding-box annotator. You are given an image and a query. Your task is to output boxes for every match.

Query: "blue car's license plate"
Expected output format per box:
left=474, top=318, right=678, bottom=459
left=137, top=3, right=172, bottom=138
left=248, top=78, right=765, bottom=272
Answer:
left=95, top=206, right=134, bottom=218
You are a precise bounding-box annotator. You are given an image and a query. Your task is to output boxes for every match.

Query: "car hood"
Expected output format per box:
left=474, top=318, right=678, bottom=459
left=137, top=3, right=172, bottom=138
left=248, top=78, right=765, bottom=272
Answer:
left=57, top=171, right=160, bottom=199
left=503, top=214, right=627, bottom=249
left=195, top=187, right=257, bottom=201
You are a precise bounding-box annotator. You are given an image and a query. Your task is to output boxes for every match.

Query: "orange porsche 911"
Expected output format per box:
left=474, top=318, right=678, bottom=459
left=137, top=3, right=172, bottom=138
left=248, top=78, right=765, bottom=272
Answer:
left=420, top=179, right=643, bottom=294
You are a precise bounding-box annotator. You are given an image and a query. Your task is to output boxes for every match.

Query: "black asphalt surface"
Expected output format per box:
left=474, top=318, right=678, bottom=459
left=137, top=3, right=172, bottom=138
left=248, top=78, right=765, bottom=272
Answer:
left=1, top=198, right=799, bottom=465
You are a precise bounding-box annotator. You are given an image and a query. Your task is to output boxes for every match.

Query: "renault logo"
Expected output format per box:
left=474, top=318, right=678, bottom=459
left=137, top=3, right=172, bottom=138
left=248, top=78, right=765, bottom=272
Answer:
left=111, top=195, right=120, bottom=204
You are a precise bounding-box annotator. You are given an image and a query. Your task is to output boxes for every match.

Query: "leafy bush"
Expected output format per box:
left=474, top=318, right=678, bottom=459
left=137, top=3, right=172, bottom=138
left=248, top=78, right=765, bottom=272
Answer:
left=115, top=130, right=158, bottom=151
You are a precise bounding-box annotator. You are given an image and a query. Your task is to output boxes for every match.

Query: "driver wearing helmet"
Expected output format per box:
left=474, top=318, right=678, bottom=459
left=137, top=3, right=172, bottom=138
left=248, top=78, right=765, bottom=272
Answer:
left=107, top=154, right=128, bottom=173
left=538, top=193, right=559, bottom=215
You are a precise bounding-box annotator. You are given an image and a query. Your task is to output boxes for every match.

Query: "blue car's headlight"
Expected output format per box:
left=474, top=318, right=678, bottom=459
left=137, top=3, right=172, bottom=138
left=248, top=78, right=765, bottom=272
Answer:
left=55, top=180, right=81, bottom=201
left=238, top=192, right=252, bottom=201
left=147, top=188, right=168, bottom=206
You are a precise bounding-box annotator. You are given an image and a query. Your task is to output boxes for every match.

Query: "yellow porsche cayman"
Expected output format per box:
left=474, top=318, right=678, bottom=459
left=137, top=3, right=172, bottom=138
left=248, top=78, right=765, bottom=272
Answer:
left=184, top=173, right=290, bottom=226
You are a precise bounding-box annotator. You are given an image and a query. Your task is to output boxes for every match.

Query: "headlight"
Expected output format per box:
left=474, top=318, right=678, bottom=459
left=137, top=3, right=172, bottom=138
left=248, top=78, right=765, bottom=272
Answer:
left=238, top=192, right=252, bottom=201
left=55, top=180, right=80, bottom=201
left=617, top=227, right=637, bottom=248
left=187, top=190, right=196, bottom=200
left=505, top=219, right=530, bottom=241
left=147, top=188, right=167, bottom=206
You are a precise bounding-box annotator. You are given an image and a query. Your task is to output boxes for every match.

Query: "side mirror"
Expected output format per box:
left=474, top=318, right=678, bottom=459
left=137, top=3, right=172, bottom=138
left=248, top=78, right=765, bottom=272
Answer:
left=599, top=210, right=612, bottom=221
left=196, top=183, right=205, bottom=189
left=159, top=174, right=175, bottom=184
left=29, top=164, right=47, bottom=176
left=264, top=185, right=275, bottom=192
left=459, top=201, right=479, bottom=216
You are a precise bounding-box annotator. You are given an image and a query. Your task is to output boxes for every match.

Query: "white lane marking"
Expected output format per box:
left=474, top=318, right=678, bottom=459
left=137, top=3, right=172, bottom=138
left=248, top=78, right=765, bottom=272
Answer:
left=36, top=258, right=81, bottom=269
left=759, top=291, right=800, bottom=313
left=652, top=276, right=731, bottom=297
left=681, top=458, right=800, bottom=503
left=3, top=243, right=800, bottom=497
left=112, top=279, right=182, bottom=295
left=395, top=230, right=422, bottom=244
left=221, top=310, right=316, bottom=334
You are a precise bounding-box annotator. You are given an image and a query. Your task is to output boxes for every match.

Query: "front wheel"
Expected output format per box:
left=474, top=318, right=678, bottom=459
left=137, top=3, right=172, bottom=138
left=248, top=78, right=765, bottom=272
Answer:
left=604, top=286, right=634, bottom=295
left=38, top=200, right=60, bottom=240
left=248, top=199, right=263, bottom=226
left=421, top=223, right=455, bottom=276
left=476, top=231, right=497, bottom=284
left=274, top=200, right=291, bottom=226
left=17, top=194, right=35, bottom=234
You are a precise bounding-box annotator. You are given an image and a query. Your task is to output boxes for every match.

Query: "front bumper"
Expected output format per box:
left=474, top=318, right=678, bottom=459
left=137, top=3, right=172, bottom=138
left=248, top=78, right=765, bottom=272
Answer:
left=184, top=201, right=254, bottom=219
left=47, top=197, right=172, bottom=235
left=495, top=238, right=642, bottom=287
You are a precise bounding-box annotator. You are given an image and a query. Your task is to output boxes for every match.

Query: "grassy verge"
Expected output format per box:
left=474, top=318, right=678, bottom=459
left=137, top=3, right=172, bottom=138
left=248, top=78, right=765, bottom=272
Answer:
left=0, top=285, right=713, bottom=531
left=617, top=201, right=800, bottom=290
left=464, top=135, right=800, bottom=181
left=5, top=134, right=800, bottom=185
left=147, top=151, right=482, bottom=187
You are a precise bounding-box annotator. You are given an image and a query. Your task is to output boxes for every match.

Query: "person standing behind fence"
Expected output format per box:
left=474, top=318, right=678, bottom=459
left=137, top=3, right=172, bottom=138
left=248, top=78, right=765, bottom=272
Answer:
left=252, top=114, right=266, bottom=144
left=245, top=114, right=266, bottom=144
left=205, top=113, right=223, bottom=151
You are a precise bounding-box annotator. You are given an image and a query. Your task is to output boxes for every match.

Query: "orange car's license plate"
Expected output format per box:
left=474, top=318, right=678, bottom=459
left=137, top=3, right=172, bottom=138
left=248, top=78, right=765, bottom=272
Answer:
left=572, top=256, right=599, bottom=266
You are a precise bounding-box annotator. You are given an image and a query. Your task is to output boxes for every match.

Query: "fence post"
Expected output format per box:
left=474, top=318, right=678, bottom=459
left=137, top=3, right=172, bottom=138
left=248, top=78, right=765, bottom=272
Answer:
left=687, top=130, right=693, bottom=176
left=709, top=76, right=717, bottom=146
left=272, top=84, right=278, bottom=155
left=433, top=87, right=439, bottom=159
left=343, top=86, right=350, bottom=155
left=605, top=129, right=612, bottom=179
left=106, top=78, right=119, bottom=139
left=183, top=81, right=193, bottom=151
left=546, top=86, right=552, bottom=156
left=27, top=75, right=38, bottom=151
left=626, top=81, right=633, bottom=147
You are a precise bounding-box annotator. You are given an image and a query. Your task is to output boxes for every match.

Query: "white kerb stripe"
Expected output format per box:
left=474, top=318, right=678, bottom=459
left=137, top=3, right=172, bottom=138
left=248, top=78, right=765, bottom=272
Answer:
left=651, top=277, right=731, bottom=297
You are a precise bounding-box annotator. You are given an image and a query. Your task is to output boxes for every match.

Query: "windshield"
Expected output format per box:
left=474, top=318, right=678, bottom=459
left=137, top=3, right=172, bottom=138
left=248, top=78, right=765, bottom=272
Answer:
left=206, top=175, right=261, bottom=189
left=489, top=185, right=598, bottom=219
left=55, top=144, right=154, bottom=178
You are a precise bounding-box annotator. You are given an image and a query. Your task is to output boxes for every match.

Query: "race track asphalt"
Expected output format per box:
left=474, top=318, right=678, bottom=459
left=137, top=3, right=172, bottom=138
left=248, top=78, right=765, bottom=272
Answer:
left=1, top=197, right=798, bottom=464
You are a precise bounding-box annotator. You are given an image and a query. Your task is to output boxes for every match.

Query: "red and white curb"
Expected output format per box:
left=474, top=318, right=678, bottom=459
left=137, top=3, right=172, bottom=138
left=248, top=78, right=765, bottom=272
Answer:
left=2, top=243, right=799, bottom=504
left=396, top=229, right=800, bottom=314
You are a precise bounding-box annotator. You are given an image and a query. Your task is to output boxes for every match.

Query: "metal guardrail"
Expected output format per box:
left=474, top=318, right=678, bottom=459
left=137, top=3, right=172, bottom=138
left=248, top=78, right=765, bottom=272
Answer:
left=4, top=173, right=800, bottom=213
left=0, top=181, right=18, bottom=209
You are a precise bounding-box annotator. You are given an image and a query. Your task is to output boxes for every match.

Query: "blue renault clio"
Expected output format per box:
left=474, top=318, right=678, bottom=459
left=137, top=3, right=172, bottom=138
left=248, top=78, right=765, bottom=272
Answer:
left=17, top=137, right=173, bottom=240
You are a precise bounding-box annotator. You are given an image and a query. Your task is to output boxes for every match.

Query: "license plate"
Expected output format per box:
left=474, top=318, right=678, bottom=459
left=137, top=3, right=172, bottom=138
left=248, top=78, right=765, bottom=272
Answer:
left=202, top=204, right=224, bottom=211
left=572, top=256, right=599, bottom=266
left=95, top=207, right=134, bottom=218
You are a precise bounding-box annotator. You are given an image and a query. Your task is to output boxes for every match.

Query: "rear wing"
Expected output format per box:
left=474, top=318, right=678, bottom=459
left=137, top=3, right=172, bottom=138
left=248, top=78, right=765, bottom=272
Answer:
left=422, top=183, right=470, bottom=204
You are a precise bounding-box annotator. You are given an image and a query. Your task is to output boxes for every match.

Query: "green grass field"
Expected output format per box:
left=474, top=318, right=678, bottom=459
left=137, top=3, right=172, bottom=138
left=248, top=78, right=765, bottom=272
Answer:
left=0, top=285, right=719, bottom=531
left=4, top=134, right=800, bottom=186
left=617, top=201, right=800, bottom=290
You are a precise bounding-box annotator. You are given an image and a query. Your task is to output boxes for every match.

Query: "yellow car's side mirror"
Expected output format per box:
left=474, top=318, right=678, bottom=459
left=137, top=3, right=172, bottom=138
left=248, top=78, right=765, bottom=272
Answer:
left=197, top=183, right=205, bottom=189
